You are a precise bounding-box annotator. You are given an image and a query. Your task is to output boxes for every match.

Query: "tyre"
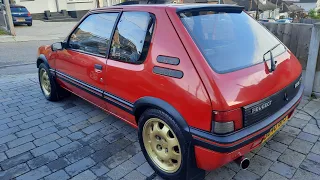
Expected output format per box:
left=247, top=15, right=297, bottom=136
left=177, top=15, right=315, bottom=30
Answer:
left=38, top=63, right=64, bottom=101
left=27, top=22, right=32, bottom=26
left=138, top=109, right=196, bottom=180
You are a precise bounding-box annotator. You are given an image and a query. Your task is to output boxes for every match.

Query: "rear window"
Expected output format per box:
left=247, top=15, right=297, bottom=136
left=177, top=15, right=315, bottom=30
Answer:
left=11, top=7, right=28, bottom=13
left=179, top=10, right=286, bottom=73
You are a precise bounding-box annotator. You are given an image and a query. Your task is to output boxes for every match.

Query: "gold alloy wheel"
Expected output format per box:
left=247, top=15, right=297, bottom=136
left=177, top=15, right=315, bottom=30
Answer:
left=40, top=68, right=51, bottom=96
left=143, top=118, right=182, bottom=173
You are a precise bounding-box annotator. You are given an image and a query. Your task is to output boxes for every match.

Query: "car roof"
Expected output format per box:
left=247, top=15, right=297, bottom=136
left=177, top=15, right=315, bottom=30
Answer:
left=93, top=3, right=243, bottom=12
left=10, top=4, right=26, bottom=8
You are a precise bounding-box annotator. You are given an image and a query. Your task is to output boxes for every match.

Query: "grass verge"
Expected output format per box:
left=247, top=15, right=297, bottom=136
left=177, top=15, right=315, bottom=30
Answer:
left=0, top=29, right=8, bottom=35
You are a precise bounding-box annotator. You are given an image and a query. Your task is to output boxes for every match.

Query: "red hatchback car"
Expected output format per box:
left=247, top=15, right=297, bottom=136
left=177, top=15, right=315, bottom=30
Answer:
left=37, top=4, right=303, bottom=180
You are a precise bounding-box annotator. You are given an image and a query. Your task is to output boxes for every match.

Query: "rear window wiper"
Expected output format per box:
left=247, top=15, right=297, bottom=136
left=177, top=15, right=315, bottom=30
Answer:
left=263, top=43, right=281, bottom=72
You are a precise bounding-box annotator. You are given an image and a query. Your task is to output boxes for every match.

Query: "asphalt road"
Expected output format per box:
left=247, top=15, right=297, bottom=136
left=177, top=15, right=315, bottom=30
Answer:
left=0, top=40, right=57, bottom=67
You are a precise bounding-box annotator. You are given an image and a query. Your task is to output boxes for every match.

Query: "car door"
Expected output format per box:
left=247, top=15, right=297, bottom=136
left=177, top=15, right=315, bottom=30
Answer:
left=104, top=11, right=155, bottom=123
left=55, top=12, right=119, bottom=109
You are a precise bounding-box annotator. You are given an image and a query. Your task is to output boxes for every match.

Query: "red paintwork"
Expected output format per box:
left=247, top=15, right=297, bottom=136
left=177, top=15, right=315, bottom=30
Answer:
left=55, top=50, right=107, bottom=109
left=38, top=5, right=303, bottom=171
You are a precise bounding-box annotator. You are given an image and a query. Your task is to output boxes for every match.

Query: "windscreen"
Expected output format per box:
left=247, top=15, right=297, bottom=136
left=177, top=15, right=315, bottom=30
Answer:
left=11, top=7, right=28, bottom=13
left=179, top=10, right=286, bottom=73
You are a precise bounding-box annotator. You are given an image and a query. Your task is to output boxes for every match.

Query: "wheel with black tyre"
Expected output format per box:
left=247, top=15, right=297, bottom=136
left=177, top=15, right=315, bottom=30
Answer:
left=38, top=63, right=67, bottom=101
left=27, top=23, right=32, bottom=26
left=138, top=109, right=195, bottom=180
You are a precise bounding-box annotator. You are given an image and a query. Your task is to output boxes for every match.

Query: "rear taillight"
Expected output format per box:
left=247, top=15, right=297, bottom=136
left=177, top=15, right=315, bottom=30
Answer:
left=212, top=108, right=243, bottom=134
left=28, top=12, right=31, bottom=17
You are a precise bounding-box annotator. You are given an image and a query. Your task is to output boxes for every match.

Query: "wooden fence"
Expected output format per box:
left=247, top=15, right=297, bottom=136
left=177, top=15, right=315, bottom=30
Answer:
left=261, top=22, right=320, bottom=96
left=261, top=22, right=315, bottom=70
left=300, top=19, right=320, bottom=24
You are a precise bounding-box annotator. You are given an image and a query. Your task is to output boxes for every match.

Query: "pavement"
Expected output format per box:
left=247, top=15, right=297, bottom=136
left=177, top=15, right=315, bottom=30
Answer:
left=0, top=20, right=77, bottom=43
left=0, top=72, right=320, bottom=180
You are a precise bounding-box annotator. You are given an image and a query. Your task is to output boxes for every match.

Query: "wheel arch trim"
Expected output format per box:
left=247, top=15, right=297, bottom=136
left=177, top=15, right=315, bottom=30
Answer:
left=37, top=54, right=50, bottom=68
left=133, top=97, right=191, bottom=140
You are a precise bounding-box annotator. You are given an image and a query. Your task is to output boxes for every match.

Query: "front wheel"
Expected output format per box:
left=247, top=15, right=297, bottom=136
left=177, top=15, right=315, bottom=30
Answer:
left=138, top=109, right=200, bottom=179
left=38, top=63, right=60, bottom=101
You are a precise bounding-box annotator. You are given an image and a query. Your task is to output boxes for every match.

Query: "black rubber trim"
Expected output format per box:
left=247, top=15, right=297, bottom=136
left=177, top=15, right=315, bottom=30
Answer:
left=37, top=54, right=50, bottom=68
left=55, top=70, right=133, bottom=114
left=49, top=69, right=56, bottom=76
left=133, top=97, right=191, bottom=141
left=153, top=66, right=184, bottom=79
left=191, top=85, right=304, bottom=153
left=156, top=56, right=180, bottom=65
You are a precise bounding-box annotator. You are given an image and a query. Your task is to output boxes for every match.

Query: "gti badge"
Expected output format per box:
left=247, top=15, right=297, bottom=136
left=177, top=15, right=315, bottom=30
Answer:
left=251, top=100, right=272, bottom=114
left=294, top=77, right=302, bottom=88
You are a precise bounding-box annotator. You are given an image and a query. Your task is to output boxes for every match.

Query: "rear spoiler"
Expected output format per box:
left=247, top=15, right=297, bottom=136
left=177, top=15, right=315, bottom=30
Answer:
left=113, top=0, right=173, bottom=6
left=176, top=5, right=244, bottom=13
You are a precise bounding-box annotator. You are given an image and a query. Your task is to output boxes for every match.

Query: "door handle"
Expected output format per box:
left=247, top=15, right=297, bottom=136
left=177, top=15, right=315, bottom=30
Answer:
left=94, top=64, right=103, bottom=70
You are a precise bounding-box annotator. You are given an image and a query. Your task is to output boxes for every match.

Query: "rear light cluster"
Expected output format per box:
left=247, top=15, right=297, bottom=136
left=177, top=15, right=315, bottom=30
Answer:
left=28, top=12, right=31, bottom=17
left=211, top=109, right=243, bottom=134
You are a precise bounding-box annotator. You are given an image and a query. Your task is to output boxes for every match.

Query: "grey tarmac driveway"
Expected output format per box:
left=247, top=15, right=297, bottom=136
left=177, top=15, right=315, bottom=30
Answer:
left=0, top=40, right=57, bottom=67
left=0, top=73, right=320, bottom=180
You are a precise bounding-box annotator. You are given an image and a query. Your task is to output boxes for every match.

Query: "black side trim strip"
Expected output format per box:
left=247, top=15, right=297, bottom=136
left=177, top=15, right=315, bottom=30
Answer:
left=191, top=85, right=304, bottom=153
left=49, top=69, right=55, bottom=76
left=153, top=66, right=184, bottom=79
left=55, top=70, right=133, bottom=114
left=103, top=92, right=133, bottom=108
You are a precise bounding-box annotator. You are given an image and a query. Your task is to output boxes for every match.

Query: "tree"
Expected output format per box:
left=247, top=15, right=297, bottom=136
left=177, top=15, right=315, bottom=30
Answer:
left=309, top=8, right=320, bottom=19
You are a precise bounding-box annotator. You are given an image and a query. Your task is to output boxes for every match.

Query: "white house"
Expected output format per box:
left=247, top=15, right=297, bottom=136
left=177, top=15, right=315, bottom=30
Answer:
left=13, top=0, right=120, bottom=14
left=285, top=0, right=317, bottom=11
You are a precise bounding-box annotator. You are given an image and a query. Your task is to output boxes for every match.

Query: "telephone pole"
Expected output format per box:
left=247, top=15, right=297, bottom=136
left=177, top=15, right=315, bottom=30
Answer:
left=3, top=0, right=15, bottom=36
left=256, top=0, right=259, bottom=20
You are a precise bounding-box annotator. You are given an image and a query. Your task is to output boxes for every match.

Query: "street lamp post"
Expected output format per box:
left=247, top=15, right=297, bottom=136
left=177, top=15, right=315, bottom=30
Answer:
left=256, top=0, right=259, bottom=19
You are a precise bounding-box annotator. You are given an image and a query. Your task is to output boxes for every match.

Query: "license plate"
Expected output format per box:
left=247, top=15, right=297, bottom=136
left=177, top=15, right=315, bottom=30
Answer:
left=262, top=116, right=289, bottom=144
left=16, top=18, right=25, bottom=22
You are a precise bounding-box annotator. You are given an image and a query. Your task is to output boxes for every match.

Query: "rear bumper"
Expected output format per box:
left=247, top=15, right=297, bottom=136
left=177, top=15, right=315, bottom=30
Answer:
left=192, top=85, right=304, bottom=170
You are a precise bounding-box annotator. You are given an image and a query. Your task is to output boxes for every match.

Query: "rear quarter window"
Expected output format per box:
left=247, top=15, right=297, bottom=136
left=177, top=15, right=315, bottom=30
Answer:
left=109, top=12, right=154, bottom=64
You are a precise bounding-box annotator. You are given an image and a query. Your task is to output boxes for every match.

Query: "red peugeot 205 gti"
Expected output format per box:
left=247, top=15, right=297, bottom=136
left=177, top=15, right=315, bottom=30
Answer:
left=36, top=4, right=303, bottom=180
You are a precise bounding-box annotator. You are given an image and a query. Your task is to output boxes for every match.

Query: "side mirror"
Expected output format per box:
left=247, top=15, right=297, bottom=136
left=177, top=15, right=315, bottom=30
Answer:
left=51, top=42, right=63, bottom=51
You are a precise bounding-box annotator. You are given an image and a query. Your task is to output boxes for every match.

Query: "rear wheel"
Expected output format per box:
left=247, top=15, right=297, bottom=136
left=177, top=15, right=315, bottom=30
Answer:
left=27, top=23, right=32, bottom=26
left=138, top=109, right=200, bottom=179
left=143, top=118, right=182, bottom=173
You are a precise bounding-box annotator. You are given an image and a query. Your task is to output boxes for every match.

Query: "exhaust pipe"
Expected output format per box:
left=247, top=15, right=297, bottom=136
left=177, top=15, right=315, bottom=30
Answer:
left=234, top=156, right=250, bottom=170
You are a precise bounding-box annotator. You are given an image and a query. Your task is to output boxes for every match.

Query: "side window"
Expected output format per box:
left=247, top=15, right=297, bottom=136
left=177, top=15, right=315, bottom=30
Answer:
left=69, top=13, right=118, bottom=56
left=109, top=12, right=154, bottom=63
